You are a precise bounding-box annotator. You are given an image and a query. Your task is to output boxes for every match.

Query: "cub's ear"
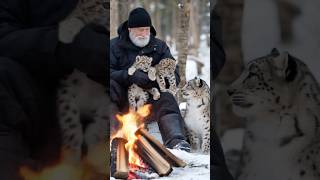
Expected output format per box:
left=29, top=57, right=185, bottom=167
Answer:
left=195, top=77, right=203, bottom=87
left=199, top=79, right=204, bottom=87
left=135, top=55, right=141, bottom=61
left=272, top=51, right=297, bottom=82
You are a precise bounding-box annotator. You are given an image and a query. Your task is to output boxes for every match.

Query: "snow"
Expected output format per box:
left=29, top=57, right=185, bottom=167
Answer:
left=169, top=36, right=210, bottom=86
left=156, top=150, right=210, bottom=180
left=110, top=149, right=210, bottom=180
left=185, top=57, right=199, bottom=81
left=147, top=122, right=210, bottom=180
left=198, top=35, right=211, bottom=86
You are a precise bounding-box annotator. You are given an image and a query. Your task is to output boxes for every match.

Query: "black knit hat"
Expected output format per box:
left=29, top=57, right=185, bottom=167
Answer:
left=128, top=8, right=152, bottom=28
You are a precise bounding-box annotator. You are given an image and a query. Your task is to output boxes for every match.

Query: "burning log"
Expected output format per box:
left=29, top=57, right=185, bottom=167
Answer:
left=134, top=135, right=172, bottom=176
left=110, top=138, right=129, bottom=179
left=136, top=128, right=187, bottom=167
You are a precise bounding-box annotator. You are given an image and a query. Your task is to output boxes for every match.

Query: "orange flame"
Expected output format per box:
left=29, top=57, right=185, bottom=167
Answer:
left=20, top=143, right=108, bottom=180
left=115, top=104, right=151, bottom=166
left=20, top=163, right=82, bottom=180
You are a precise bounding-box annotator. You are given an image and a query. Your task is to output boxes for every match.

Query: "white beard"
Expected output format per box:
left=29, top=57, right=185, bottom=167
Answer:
left=129, top=31, right=150, bottom=47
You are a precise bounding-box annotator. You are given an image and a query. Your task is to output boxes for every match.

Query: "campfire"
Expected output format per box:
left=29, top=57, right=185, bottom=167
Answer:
left=19, top=142, right=108, bottom=180
left=111, top=104, right=186, bottom=179
left=19, top=136, right=108, bottom=180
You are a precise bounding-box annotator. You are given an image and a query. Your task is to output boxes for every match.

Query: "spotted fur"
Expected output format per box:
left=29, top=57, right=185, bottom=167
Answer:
left=58, top=0, right=109, bottom=43
left=57, top=70, right=109, bottom=166
left=228, top=48, right=320, bottom=180
left=182, top=77, right=210, bottom=154
left=128, top=56, right=160, bottom=111
left=155, top=58, right=178, bottom=95
left=57, top=1, right=109, bottom=173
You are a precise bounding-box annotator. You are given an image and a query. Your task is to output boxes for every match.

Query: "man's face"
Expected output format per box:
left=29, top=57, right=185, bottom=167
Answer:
left=128, top=27, right=151, bottom=47
left=129, top=27, right=150, bottom=37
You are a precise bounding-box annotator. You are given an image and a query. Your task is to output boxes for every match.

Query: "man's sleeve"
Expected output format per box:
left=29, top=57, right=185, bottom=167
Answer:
left=0, top=1, right=63, bottom=77
left=160, top=44, right=180, bottom=85
left=0, top=25, right=59, bottom=60
left=110, top=43, right=129, bottom=86
left=211, top=9, right=226, bottom=80
left=0, top=1, right=59, bottom=59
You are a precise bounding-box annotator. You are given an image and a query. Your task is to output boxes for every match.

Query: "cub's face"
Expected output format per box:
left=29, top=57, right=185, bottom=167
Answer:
left=136, top=56, right=152, bottom=72
left=228, top=49, right=300, bottom=117
left=182, top=77, right=209, bottom=100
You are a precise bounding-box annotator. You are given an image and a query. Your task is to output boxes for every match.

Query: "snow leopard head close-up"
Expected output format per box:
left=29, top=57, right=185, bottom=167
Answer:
left=182, top=77, right=210, bottom=100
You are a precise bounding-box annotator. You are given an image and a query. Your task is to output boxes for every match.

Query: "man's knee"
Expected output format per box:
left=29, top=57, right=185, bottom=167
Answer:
left=156, top=92, right=178, bottom=107
left=0, top=57, right=34, bottom=128
left=153, top=92, right=181, bottom=117
left=159, top=92, right=175, bottom=100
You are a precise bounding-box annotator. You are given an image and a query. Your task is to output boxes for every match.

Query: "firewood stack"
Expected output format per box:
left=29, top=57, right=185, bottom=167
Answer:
left=111, top=128, right=186, bottom=179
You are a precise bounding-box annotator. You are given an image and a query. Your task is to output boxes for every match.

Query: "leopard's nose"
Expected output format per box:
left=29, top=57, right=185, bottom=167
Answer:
left=227, top=89, right=236, bottom=96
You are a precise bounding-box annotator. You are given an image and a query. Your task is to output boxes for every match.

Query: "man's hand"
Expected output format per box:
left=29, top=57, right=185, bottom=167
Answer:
left=128, top=70, right=157, bottom=89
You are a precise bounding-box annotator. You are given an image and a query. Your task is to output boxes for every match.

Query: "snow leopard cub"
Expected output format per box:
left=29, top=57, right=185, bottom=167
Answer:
left=57, top=69, right=109, bottom=164
left=57, top=0, right=109, bottom=168
left=155, top=58, right=178, bottom=95
left=59, top=0, right=109, bottom=43
left=128, top=55, right=160, bottom=111
left=181, top=77, right=210, bottom=154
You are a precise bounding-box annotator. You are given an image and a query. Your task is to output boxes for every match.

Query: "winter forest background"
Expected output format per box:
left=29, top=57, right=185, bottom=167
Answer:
left=213, top=0, right=320, bottom=177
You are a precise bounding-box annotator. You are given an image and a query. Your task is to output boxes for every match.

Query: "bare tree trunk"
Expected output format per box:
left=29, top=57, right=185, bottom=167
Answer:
left=171, top=2, right=178, bottom=47
left=118, top=0, right=129, bottom=25
left=110, top=0, right=119, bottom=39
left=189, top=0, right=200, bottom=57
left=154, top=0, right=162, bottom=39
left=176, top=0, right=190, bottom=103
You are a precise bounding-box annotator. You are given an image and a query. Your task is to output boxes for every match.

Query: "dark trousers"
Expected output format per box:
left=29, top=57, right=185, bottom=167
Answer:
left=110, top=79, right=187, bottom=146
left=0, top=57, right=60, bottom=179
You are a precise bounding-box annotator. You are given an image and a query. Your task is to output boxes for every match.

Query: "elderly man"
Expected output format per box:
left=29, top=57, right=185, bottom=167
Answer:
left=110, top=7, right=191, bottom=152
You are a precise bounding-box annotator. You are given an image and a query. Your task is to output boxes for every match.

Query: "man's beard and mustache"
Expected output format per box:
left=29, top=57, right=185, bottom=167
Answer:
left=129, top=31, right=150, bottom=47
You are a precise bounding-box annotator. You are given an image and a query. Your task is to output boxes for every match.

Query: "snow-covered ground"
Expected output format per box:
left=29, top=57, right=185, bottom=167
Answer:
left=198, top=35, right=211, bottom=86
left=157, top=149, right=210, bottom=180
left=147, top=122, right=210, bottom=180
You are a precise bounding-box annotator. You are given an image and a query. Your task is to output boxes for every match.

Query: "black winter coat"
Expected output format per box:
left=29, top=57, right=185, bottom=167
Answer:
left=0, top=0, right=79, bottom=79
left=110, top=21, right=180, bottom=88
